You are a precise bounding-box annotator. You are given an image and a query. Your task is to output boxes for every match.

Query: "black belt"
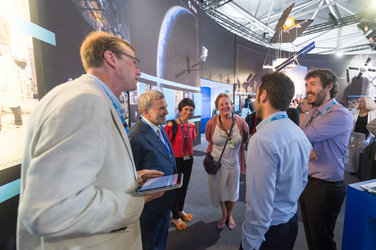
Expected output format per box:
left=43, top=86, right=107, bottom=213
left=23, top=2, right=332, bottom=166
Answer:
left=308, top=176, right=344, bottom=185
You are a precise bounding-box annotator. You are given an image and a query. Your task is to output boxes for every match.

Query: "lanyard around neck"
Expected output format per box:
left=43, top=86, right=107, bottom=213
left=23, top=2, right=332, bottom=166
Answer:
left=317, top=101, right=337, bottom=118
left=95, top=78, right=129, bottom=134
left=270, top=113, right=288, bottom=122
left=218, top=113, right=235, bottom=140
left=305, top=101, right=337, bottom=128
left=141, top=118, right=174, bottom=163
left=178, top=118, right=189, bottom=142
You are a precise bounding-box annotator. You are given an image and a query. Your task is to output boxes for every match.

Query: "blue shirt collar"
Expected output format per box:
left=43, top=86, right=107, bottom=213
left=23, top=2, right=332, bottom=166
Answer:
left=256, top=111, right=287, bottom=132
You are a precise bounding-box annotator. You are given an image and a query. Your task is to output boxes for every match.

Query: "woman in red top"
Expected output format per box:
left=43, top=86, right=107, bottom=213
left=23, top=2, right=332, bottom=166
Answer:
left=165, top=98, right=196, bottom=231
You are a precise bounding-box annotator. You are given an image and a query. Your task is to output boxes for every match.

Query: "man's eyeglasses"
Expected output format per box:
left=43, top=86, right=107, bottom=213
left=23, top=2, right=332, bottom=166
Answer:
left=118, top=51, right=140, bottom=67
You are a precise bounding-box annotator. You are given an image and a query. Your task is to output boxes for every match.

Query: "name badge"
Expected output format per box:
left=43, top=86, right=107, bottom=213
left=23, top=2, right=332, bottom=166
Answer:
left=183, top=155, right=192, bottom=160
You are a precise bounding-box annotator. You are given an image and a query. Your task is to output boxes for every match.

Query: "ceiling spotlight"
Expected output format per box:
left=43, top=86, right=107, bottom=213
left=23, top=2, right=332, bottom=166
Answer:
left=336, top=51, right=343, bottom=57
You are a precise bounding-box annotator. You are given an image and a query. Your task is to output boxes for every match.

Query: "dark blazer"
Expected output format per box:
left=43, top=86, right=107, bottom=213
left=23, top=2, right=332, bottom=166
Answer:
left=128, top=119, right=177, bottom=221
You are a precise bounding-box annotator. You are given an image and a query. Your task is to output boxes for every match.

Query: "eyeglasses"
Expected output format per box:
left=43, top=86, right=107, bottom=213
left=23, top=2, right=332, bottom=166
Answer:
left=118, top=51, right=140, bottom=68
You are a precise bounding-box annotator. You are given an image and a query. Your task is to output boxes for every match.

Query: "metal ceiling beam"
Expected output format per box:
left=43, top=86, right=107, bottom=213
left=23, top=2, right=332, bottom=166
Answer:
left=200, top=7, right=271, bottom=45
left=293, top=0, right=340, bottom=19
left=300, top=14, right=360, bottom=36
left=261, top=0, right=321, bottom=24
left=265, top=0, right=343, bottom=29
left=226, top=2, right=275, bottom=34
left=198, top=0, right=233, bottom=11
left=325, top=0, right=339, bottom=19
left=194, top=0, right=273, bottom=44
left=334, top=2, right=355, bottom=15
left=196, top=0, right=369, bottom=55
left=313, top=32, right=361, bottom=44
left=265, top=0, right=275, bottom=25
left=293, top=0, right=321, bottom=12
left=254, top=0, right=262, bottom=17
left=339, top=34, right=368, bottom=49
left=311, top=0, right=325, bottom=20
left=315, top=43, right=374, bottom=54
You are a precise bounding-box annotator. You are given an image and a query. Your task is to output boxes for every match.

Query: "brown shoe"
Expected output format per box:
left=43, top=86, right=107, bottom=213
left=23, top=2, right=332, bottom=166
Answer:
left=178, top=211, right=193, bottom=222
left=172, top=219, right=188, bottom=231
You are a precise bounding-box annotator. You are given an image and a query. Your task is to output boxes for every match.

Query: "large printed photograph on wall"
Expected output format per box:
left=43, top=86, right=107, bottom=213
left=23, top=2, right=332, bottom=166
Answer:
left=0, top=0, right=201, bottom=170
left=1, top=1, right=201, bottom=248
left=125, top=0, right=200, bottom=122
left=0, top=0, right=38, bottom=170
left=72, top=0, right=200, bottom=123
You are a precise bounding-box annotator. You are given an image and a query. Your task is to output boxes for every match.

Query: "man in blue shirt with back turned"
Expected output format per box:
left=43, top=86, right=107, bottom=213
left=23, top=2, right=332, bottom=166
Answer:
left=299, top=69, right=352, bottom=250
left=241, top=72, right=312, bottom=250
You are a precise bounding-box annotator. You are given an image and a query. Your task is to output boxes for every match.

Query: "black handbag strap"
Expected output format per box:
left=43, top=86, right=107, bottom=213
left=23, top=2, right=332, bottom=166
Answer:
left=217, top=137, right=229, bottom=163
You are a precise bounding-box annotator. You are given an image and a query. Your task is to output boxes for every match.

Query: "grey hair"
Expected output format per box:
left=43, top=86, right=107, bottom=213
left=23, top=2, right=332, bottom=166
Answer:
left=360, top=96, right=376, bottom=112
left=138, top=90, right=165, bottom=113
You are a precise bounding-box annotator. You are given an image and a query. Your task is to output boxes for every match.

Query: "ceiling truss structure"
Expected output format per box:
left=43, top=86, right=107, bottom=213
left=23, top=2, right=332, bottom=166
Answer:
left=202, top=6, right=271, bottom=45
left=301, top=14, right=359, bottom=36
left=194, top=0, right=373, bottom=55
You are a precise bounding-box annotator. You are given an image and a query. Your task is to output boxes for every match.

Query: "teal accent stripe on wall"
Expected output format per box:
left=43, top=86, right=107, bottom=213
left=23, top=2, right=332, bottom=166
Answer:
left=0, top=179, right=21, bottom=204
left=10, top=16, right=56, bottom=46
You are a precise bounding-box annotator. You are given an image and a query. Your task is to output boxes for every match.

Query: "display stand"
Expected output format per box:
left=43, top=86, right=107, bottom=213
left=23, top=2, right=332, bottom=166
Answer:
left=342, top=179, right=376, bottom=250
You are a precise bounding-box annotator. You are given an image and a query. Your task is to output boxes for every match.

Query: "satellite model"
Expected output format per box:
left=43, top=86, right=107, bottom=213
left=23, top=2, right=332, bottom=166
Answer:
left=175, top=46, right=208, bottom=78
left=275, top=41, right=315, bottom=71
left=348, top=57, right=376, bottom=79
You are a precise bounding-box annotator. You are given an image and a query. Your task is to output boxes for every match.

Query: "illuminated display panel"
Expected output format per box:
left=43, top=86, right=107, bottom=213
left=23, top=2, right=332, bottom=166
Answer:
left=0, top=0, right=38, bottom=171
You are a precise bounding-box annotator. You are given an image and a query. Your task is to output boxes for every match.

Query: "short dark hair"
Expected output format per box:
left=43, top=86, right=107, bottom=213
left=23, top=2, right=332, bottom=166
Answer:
left=178, top=98, right=195, bottom=111
left=258, top=72, right=295, bottom=111
left=305, top=68, right=338, bottom=98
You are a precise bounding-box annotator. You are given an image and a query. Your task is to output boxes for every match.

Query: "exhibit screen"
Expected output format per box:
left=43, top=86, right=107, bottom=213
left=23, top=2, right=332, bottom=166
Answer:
left=0, top=0, right=39, bottom=171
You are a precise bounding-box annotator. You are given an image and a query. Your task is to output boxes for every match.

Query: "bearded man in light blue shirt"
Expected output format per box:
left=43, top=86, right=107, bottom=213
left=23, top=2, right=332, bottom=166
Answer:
left=241, top=72, right=312, bottom=250
left=299, top=69, right=352, bottom=250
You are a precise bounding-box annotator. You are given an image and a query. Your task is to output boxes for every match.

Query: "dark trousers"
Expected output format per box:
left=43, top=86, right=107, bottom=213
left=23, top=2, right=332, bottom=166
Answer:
left=299, top=177, right=346, bottom=250
left=240, top=213, right=298, bottom=250
left=141, top=211, right=170, bottom=250
left=10, top=106, right=22, bottom=125
left=171, top=157, right=193, bottom=219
